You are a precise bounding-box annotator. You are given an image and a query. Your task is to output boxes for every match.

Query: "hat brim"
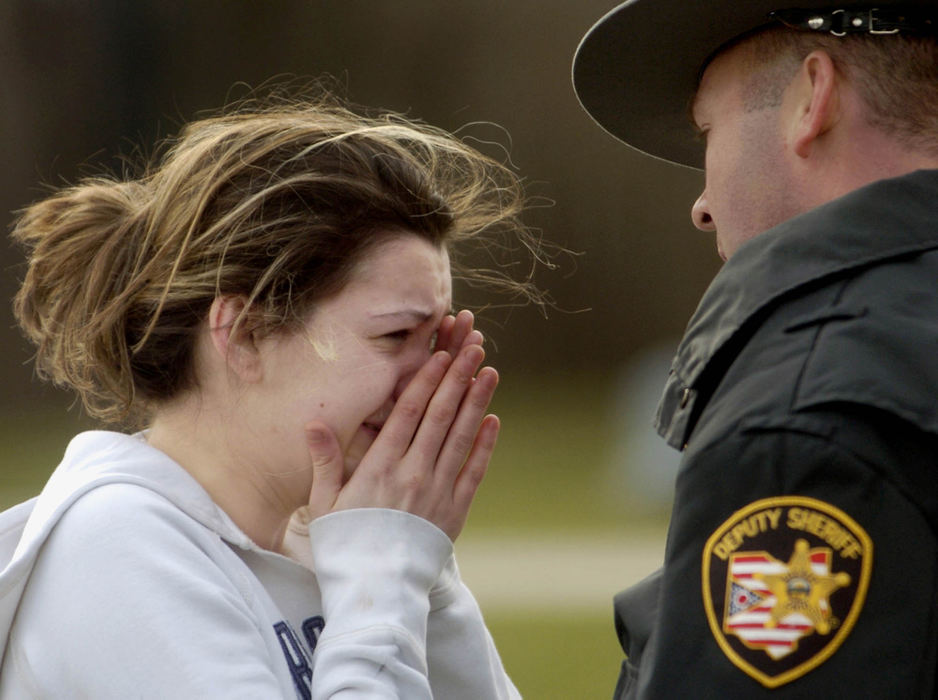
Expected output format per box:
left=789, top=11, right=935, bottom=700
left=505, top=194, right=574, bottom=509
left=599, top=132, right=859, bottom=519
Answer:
left=572, top=0, right=929, bottom=169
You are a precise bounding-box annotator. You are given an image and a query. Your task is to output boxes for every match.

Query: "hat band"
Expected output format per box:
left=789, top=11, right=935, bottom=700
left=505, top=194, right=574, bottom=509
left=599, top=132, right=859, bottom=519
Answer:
left=769, top=7, right=937, bottom=36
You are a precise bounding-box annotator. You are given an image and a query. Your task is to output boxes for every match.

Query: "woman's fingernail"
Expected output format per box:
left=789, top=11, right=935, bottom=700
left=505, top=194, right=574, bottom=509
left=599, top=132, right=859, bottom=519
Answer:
left=465, top=345, right=484, bottom=364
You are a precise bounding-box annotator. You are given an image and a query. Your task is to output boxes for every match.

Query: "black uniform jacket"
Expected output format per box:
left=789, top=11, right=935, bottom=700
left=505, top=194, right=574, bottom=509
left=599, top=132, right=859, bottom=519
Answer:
left=614, top=170, right=938, bottom=698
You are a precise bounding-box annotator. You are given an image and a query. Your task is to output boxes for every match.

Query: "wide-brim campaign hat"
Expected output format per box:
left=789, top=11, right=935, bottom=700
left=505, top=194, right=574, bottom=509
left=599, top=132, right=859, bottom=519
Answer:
left=572, top=0, right=937, bottom=169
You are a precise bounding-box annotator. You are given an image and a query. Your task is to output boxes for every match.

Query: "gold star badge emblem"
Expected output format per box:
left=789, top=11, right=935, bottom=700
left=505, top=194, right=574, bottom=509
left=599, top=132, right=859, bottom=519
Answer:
left=756, top=538, right=851, bottom=635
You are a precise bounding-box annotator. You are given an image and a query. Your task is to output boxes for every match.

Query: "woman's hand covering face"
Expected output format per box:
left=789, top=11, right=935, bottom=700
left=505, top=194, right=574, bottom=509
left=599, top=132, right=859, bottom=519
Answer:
left=282, top=310, right=498, bottom=548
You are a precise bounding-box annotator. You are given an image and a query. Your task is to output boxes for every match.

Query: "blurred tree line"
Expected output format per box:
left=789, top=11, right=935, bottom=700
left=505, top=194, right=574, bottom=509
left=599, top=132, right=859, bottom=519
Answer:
left=0, top=0, right=718, bottom=415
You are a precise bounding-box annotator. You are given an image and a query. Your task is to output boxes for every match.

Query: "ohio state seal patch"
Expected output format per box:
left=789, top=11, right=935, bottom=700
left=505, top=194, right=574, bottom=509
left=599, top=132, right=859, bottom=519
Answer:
left=702, top=496, right=872, bottom=688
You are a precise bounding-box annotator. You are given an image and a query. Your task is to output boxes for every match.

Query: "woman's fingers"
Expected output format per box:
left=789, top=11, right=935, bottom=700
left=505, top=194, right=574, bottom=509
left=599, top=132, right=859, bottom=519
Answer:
left=446, top=414, right=500, bottom=538
left=432, top=366, right=498, bottom=481
left=374, top=351, right=453, bottom=458
left=303, top=422, right=345, bottom=519
left=408, top=343, right=485, bottom=465
left=433, top=314, right=455, bottom=355
left=433, top=310, right=483, bottom=363
left=447, top=310, right=472, bottom=355
left=448, top=309, right=483, bottom=355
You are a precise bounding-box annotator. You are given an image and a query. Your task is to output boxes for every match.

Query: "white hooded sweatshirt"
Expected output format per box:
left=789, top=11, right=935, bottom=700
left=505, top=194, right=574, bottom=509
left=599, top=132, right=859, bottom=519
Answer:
left=0, top=431, right=520, bottom=699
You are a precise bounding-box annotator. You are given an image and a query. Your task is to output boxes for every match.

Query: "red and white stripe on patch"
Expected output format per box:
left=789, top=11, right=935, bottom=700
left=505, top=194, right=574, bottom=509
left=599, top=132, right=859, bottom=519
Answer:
left=725, top=550, right=831, bottom=659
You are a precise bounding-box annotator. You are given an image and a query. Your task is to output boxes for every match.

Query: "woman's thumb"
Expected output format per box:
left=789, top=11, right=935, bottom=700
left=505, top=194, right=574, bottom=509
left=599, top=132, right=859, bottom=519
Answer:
left=304, top=422, right=344, bottom=518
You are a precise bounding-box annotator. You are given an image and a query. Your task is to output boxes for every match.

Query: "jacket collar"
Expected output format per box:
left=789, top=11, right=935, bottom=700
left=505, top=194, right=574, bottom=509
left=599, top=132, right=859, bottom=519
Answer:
left=656, top=169, right=938, bottom=448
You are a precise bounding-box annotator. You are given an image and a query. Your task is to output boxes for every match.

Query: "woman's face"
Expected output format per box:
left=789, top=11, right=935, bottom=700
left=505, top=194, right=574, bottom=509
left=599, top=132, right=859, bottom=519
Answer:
left=243, top=233, right=452, bottom=502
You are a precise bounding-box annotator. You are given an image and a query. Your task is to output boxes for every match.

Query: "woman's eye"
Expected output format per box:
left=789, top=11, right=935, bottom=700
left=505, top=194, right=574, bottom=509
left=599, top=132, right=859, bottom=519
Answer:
left=383, top=329, right=411, bottom=342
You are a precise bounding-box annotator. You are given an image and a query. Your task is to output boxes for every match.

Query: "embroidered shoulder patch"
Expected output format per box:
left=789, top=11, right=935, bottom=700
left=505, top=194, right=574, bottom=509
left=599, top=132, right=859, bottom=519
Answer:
left=702, top=496, right=872, bottom=688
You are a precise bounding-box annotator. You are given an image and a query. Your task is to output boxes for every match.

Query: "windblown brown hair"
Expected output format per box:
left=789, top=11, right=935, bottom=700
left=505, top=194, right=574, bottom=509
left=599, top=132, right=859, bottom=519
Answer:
left=12, top=92, right=546, bottom=427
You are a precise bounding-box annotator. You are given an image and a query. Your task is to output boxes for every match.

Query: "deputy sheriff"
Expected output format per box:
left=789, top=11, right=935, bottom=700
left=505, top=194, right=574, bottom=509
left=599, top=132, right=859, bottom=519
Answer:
left=573, top=1, right=938, bottom=697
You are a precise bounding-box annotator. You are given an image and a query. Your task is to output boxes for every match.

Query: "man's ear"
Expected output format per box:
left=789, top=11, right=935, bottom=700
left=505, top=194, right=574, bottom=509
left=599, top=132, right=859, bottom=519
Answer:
left=208, top=296, right=262, bottom=382
left=788, top=50, right=840, bottom=159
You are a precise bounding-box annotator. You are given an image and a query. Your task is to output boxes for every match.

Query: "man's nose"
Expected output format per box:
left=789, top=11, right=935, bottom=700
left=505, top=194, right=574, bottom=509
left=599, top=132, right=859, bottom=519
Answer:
left=692, top=192, right=715, bottom=231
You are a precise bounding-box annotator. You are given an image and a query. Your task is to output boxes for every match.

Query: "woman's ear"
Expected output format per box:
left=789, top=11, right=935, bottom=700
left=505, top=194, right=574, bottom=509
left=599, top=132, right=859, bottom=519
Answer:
left=208, top=296, right=262, bottom=382
left=787, top=50, right=840, bottom=159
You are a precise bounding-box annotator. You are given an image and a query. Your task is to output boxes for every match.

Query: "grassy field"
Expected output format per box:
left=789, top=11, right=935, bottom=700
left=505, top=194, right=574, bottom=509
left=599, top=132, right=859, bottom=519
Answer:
left=0, top=373, right=668, bottom=698
left=488, top=613, right=624, bottom=697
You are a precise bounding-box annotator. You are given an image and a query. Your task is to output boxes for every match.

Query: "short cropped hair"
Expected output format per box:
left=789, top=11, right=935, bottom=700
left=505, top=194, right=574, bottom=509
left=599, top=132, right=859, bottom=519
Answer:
left=12, top=91, right=545, bottom=426
left=736, top=26, right=938, bottom=153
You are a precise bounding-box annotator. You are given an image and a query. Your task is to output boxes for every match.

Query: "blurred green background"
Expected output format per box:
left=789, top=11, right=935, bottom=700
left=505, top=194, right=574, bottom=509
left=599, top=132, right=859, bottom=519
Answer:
left=0, top=2, right=714, bottom=696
